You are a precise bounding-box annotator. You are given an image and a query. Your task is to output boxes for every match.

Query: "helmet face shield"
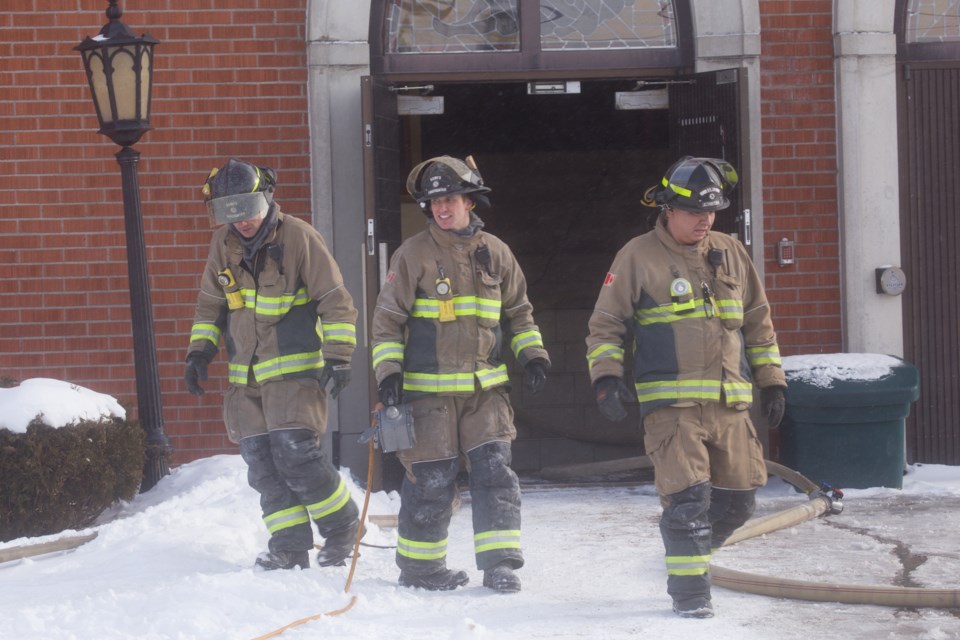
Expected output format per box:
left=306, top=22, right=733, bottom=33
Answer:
left=207, top=191, right=269, bottom=225
left=201, top=159, right=276, bottom=226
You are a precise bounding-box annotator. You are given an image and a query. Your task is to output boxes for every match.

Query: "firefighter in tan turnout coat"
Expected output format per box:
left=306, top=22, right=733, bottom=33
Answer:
left=585, top=157, right=787, bottom=618
left=371, top=155, right=550, bottom=593
left=184, top=159, right=361, bottom=572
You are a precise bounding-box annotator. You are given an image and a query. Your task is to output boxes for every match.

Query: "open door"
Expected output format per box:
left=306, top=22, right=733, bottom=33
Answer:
left=361, top=76, right=405, bottom=490
left=359, top=71, right=750, bottom=473
left=669, top=68, right=751, bottom=246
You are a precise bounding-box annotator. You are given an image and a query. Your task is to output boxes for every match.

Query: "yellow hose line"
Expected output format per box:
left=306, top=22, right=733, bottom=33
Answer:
left=711, top=566, right=960, bottom=608
left=345, top=438, right=376, bottom=593
left=722, top=496, right=830, bottom=547
left=251, top=596, right=359, bottom=640
left=252, top=438, right=376, bottom=640
left=714, top=461, right=960, bottom=609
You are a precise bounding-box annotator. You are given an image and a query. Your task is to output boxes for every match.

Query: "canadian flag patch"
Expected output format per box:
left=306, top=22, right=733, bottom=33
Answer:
left=603, top=272, right=616, bottom=286
left=385, top=270, right=396, bottom=284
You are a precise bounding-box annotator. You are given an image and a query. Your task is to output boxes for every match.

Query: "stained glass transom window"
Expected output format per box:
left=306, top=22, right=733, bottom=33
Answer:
left=540, top=0, right=676, bottom=50
left=385, top=0, right=677, bottom=54
left=905, top=0, right=960, bottom=42
left=387, top=0, right=521, bottom=54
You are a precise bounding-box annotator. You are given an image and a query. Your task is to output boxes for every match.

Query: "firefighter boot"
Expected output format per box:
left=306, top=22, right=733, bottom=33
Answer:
left=316, top=519, right=365, bottom=567
left=483, top=562, right=521, bottom=593
left=254, top=550, right=310, bottom=571
left=672, top=596, right=715, bottom=619
left=399, top=567, right=470, bottom=591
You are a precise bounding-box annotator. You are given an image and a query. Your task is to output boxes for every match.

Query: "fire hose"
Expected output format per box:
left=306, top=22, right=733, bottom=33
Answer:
left=712, top=460, right=960, bottom=608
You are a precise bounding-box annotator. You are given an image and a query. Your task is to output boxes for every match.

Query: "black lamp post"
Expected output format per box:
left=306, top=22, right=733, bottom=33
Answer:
left=76, top=0, right=171, bottom=492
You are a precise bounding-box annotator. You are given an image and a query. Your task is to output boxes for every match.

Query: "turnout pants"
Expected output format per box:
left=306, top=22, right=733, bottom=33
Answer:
left=643, top=402, right=766, bottom=603
left=228, top=377, right=359, bottom=554
left=395, top=388, right=522, bottom=576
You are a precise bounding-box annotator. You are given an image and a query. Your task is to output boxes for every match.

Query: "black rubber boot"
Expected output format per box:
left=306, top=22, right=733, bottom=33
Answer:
left=315, top=520, right=364, bottom=567
left=399, top=568, right=470, bottom=591
left=254, top=550, right=309, bottom=571
left=482, top=562, right=521, bottom=593
left=672, top=596, right=715, bottom=619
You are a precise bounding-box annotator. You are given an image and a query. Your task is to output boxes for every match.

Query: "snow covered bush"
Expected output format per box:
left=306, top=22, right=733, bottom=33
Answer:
left=0, top=379, right=144, bottom=542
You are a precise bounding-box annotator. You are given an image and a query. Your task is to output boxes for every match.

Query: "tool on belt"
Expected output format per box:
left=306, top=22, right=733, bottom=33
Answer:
left=360, top=402, right=416, bottom=453
left=217, top=267, right=244, bottom=310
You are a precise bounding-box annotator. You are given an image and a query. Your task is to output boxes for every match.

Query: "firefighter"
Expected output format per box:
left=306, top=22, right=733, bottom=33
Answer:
left=585, top=157, right=786, bottom=618
left=371, top=155, right=550, bottom=593
left=184, top=158, right=361, bottom=571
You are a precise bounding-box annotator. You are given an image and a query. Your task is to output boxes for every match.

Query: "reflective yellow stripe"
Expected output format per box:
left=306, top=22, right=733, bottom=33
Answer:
left=190, top=322, right=221, bottom=346
left=263, top=505, right=309, bottom=534
left=304, top=477, right=351, bottom=521
left=397, top=536, right=448, bottom=561
left=634, top=379, right=722, bottom=403
left=665, top=554, right=711, bottom=576
left=634, top=299, right=710, bottom=325
left=723, top=381, right=754, bottom=404
left=403, top=372, right=476, bottom=394
left=475, top=365, right=509, bottom=389
left=474, top=529, right=521, bottom=554
left=586, top=343, right=624, bottom=371
left=411, top=296, right=502, bottom=320
left=716, top=298, right=743, bottom=320
left=321, top=321, right=357, bottom=345
left=663, top=177, right=692, bottom=198
left=747, top=344, right=782, bottom=366
left=372, top=341, right=405, bottom=367
left=236, top=286, right=311, bottom=316
left=228, top=362, right=249, bottom=384
left=510, top=329, right=544, bottom=359
left=252, top=351, right=324, bottom=382
left=402, top=365, right=509, bottom=393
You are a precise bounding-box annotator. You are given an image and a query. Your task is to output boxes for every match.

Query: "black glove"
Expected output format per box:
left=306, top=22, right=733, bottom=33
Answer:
left=378, top=372, right=403, bottom=407
left=595, top=375, right=630, bottom=422
left=184, top=351, right=211, bottom=396
left=318, top=359, right=351, bottom=400
left=524, top=358, right=549, bottom=394
left=761, top=386, right=786, bottom=429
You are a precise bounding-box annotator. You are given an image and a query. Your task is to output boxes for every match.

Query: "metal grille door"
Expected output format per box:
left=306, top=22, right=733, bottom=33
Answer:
left=899, top=64, right=960, bottom=464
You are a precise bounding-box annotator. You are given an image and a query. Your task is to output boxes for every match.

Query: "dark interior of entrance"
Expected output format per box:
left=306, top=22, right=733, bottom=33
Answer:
left=400, top=80, right=673, bottom=472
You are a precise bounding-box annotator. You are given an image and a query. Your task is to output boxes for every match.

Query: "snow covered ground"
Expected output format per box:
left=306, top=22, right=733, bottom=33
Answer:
left=2, top=455, right=959, bottom=640
left=1, top=364, right=957, bottom=640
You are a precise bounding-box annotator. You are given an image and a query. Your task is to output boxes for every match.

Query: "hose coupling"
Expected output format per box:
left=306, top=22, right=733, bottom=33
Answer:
left=816, top=482, right=844, bottom=515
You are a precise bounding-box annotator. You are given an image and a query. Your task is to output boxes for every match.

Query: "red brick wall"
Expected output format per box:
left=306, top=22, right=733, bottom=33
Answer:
left=1, top=1, right=846, bottom=465
left=0, top=0, right=310, bottom=464
left=758, top=0, right=843, bottom=355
